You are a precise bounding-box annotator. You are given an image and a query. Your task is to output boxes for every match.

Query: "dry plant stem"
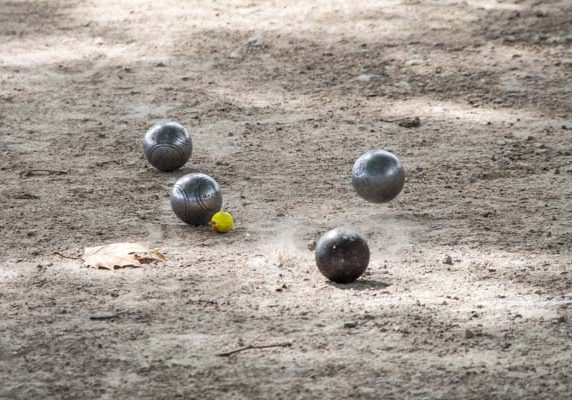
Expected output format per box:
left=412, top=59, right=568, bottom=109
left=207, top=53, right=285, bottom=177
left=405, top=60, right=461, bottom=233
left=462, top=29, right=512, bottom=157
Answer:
left=53, top=252, right=83, bottom=261
left=20, top=170, right=68, bottom=177
left=216, top=342, right=293, bottom=357
left=89, top=314, right=120, bottom=321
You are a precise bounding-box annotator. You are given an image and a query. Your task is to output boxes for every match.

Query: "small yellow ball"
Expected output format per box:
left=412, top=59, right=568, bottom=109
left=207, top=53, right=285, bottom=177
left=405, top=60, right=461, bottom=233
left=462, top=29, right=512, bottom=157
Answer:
left=210, top=211, right=234, bottom=234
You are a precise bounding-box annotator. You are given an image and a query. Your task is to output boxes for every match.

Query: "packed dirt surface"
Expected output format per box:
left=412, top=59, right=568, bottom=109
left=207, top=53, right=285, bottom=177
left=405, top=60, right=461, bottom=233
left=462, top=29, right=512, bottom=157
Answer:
left=1, top=0, right=572, bottom=398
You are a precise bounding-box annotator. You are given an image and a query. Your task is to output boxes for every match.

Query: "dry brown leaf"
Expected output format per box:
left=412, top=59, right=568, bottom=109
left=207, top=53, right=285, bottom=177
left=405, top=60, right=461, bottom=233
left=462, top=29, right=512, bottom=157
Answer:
left=83, top=242, right=167, bottom=270
left=149, top=250, right=167, bottom=262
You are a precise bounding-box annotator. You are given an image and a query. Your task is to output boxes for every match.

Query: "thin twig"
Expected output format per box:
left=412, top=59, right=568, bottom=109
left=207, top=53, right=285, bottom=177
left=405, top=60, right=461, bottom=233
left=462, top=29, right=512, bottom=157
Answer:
left=89, top=314, right=120, bottom=321
left=20, top=169, right=68, bottom=178
left=54, top=252, right=83, bottom=261
left=216, top=342, right=292, bottom=357
left=89, top=310, right=130, bottom=321
left=379, top=117, right=421, bottom=128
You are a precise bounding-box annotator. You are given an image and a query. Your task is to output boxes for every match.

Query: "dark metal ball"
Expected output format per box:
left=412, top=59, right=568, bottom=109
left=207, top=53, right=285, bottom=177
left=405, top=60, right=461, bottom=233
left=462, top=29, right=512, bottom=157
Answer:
left=170, top=173, right=223, bottom=226
left=351, top=149, right=405, bottom=203
left=315, top=228, right=370, bottom=284
left=143, top=121, right=192, bottom=172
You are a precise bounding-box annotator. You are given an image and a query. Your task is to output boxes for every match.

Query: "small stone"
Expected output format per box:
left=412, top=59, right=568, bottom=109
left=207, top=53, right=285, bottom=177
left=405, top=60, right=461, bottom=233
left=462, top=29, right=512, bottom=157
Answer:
left=246, top=36, right=264, bottom=49
left=356, top=73, right=382, bottom=82
left=275, top=283, right=288, bottom=292
left=228, top=50, right=242, bottom=59
left=503, top=35, right=517, bottom=43
left=546, top=35, right=572, bottom=44
left=397, top=116, right=421, bottom=128
left=443, top=255, right=453, bottom=265
left=465, top=329, right=475, bottom=339
left=343, top=322, right=357, bottom=329
left=396, top=81, right=412, bottom=91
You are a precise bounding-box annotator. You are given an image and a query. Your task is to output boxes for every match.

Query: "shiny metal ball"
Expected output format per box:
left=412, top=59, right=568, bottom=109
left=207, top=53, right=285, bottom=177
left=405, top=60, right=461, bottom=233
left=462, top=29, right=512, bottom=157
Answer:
left=170, top=173, right=223, bottom=226
left=351, top=149, right=405, bottom=203
left=315, top=228, right=370, bottom=284
left=143, top=121, right=192, bottom=171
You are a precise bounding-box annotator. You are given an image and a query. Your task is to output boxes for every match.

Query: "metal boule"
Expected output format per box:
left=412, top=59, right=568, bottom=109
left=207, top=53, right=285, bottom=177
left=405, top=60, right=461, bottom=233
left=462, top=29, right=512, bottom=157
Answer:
left=315, top=227, right=370, bottom=284
left=351, top=149, right=405, bottom=203
left=143, top=121, right=192, bottom=172
left=170, top=173, right=223, bottom=226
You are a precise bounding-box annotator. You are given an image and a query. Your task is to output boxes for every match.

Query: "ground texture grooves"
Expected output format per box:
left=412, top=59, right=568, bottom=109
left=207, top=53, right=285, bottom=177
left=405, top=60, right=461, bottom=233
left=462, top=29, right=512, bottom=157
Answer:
left=1, top=0, right=571, bottom=399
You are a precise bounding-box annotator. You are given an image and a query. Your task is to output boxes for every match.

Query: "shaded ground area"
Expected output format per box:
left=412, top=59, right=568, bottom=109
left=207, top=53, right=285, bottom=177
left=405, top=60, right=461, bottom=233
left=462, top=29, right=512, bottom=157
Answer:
left=1, top=0, right=571, bottom=399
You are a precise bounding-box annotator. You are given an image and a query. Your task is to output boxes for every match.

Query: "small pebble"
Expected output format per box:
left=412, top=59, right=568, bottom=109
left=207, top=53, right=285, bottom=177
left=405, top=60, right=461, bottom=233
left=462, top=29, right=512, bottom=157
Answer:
left=356, top=73, right=382, bottom=82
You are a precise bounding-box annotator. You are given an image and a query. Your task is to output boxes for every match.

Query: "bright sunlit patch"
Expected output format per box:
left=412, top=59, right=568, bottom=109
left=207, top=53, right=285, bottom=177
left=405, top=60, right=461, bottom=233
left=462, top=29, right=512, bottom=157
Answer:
left=379, top=97, right=548, bottom=126
left=464, top=0, right=525, bottom=11
left=0, top=39, right=138, bottom=67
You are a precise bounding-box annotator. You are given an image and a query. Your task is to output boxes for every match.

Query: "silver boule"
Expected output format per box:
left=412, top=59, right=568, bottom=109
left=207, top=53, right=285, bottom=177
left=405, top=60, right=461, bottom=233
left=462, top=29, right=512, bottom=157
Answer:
left=351, top=149, right=405, bottom=203
left=143, top=121, right=192, bottom=171
left=315, top=227, right=370, bottom=284
left=170, top=173, right=223, bottom=226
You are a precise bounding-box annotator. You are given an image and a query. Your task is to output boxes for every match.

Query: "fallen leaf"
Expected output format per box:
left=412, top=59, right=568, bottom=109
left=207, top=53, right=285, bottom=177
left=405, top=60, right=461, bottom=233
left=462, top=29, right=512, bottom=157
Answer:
left=83, top=242, right=167, bottom=270
left=149, top=250, right=167, bottom=262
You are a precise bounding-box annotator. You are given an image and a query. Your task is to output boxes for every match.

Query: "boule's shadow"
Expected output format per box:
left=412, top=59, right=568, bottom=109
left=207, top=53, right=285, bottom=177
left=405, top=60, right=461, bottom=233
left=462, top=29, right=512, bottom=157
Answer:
left=143, top=167, right=202, bottom=181
left=327, top=279, right=391, bottom=291
left=166, top=167, right=202, bottom=179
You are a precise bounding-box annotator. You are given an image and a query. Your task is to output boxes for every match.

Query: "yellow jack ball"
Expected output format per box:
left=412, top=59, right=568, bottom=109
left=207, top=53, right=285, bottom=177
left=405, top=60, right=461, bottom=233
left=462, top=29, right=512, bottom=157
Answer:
left=210, top=211, right=234, bottom=234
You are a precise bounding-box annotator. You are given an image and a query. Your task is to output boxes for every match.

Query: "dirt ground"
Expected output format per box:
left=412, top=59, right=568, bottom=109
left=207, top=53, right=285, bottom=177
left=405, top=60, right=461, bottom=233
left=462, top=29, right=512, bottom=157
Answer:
left=1, top=0, right=572, bottom=398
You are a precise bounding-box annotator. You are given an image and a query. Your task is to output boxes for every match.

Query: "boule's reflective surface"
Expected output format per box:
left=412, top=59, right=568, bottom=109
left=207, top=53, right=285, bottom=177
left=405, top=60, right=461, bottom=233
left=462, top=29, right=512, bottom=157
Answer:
left=351, top=149, right=405, bottom=203
left=315, top=227, right=370, bottom=284
left=143, top=121, right=192, bottom=171
left=170, top=173, right=223, bottom=226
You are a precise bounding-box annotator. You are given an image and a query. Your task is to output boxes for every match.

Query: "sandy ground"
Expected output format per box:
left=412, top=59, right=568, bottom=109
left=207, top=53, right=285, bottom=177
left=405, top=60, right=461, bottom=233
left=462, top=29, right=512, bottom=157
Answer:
left=1, top=0, right=572, bottom=398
